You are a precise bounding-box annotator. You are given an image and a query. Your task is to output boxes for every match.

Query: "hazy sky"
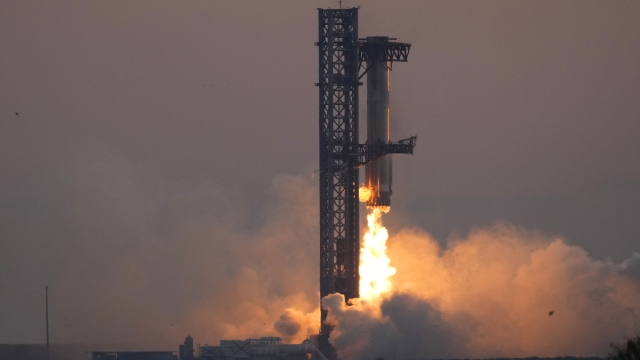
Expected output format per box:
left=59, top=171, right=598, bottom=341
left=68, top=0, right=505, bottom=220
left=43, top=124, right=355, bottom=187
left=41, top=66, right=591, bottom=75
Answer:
left=1, top=0, right=639, bottom=349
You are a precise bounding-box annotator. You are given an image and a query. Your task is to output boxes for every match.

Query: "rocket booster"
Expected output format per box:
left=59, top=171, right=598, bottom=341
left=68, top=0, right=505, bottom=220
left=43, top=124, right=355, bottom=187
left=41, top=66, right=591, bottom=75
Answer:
left=365, top=39, right=392, bottom=208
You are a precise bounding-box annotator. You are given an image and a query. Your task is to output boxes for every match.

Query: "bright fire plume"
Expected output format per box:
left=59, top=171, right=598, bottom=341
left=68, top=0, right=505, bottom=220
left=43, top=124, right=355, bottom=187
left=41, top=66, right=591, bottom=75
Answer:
left=359, top=186, right=373, bottom=203
left=359, top=186, right=396, bottom=300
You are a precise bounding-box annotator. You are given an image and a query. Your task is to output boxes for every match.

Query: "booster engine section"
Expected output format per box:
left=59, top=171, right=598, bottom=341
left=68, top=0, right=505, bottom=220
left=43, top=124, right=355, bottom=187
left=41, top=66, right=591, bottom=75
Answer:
left=365, top=36, right=393, bottom=208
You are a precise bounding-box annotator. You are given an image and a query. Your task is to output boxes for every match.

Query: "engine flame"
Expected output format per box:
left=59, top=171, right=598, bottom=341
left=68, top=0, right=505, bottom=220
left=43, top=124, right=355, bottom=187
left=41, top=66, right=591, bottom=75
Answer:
left=323, top=187, right=640, bottom=359
left=359, top=186, right=395, bottom=300
left=359, top=186, right=373, bottom=203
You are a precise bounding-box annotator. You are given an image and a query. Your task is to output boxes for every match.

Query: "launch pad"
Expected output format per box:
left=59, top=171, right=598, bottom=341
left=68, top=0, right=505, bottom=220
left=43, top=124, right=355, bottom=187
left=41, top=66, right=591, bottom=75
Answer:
left=316, top=7, right=416, bottom=352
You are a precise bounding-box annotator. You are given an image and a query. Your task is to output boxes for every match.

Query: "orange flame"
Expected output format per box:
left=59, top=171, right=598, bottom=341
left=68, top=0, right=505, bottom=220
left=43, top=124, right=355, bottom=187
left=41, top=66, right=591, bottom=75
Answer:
left=359, top=186, right=395, bottom=300
left=359, top=186, right=374, bottom=203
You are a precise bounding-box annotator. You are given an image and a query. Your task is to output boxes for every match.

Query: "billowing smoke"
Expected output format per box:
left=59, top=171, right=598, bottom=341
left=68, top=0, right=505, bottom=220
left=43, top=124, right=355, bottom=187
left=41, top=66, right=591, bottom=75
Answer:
left=323, top=293, right=459, bottom=359
left=0, top=149, right=320, bottom=347
left=324, top=223, right=640, bottom=359
left=2, top=149, right=639, bottom=357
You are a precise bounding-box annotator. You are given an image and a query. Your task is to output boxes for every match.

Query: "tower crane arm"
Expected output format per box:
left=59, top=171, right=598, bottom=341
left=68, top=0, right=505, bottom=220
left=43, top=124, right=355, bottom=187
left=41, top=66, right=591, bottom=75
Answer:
left=346, top=135, right=417, bottom=169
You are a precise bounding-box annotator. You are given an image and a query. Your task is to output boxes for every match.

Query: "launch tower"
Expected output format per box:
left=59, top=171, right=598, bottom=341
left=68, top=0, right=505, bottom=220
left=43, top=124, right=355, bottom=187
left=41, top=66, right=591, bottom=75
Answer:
left=316, top=7, right=415, bottom=354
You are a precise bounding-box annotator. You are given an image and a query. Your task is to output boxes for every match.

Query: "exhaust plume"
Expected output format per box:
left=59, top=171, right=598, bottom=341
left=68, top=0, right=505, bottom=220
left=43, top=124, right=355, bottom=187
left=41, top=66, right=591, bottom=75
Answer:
left=3, top=150, right=638, bottom=358
left=0, top=150, right=322, bottom=347
left=360, top=207, right=395, bottom=300
left=325, top=222, right=640, bottom=359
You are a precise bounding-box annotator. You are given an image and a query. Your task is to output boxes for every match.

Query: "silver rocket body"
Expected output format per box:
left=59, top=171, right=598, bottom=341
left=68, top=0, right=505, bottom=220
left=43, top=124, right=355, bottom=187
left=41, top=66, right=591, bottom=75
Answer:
left=365, top=50, right=392, bottom=207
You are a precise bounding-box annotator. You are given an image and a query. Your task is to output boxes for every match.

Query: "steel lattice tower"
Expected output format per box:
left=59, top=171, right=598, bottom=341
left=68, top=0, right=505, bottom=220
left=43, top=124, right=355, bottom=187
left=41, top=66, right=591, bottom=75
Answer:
left=317, top=11, right=360, bottom=347
left=316, top=7, right=415, bottom=355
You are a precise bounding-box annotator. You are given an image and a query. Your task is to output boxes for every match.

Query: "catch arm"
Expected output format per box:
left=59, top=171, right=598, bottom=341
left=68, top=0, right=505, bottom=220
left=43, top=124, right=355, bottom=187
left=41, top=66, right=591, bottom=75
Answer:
left=346, top=136, right=417, bottom=169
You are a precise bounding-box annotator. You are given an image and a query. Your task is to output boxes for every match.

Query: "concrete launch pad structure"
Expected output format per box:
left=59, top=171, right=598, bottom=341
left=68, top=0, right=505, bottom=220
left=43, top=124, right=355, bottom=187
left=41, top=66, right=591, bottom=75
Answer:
left=316, top=7, right=416, bottom=353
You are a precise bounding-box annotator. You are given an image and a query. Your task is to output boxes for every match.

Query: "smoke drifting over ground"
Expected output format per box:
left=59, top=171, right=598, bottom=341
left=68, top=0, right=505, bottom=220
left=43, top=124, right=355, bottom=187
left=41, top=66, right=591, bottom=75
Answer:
left=0, top=149, right=320, bottom=347
left=325, top=223, right=640, bottom=359
left=2, top=149, right=639, bottom=357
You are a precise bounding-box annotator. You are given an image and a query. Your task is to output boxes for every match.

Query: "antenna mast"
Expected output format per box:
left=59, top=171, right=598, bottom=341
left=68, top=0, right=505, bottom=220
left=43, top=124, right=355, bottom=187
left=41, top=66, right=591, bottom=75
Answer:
left=46, top=286, right=50, bottom=360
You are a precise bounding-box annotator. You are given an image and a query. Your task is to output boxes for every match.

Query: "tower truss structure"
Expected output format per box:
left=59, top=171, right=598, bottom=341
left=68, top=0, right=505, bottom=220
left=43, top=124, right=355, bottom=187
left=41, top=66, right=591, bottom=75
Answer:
left=316, top=7, right=416, bottom=353
left=317, top=6, right=361, bottom=306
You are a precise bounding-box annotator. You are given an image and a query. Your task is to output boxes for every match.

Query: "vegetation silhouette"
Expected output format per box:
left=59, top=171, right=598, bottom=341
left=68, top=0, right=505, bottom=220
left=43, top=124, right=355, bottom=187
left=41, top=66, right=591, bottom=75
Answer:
left=609, top=335, right=640, bottom=360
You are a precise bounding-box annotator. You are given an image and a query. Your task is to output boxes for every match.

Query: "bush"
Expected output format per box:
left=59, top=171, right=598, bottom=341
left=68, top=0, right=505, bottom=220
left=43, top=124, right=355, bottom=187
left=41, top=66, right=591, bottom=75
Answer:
left=609, top=335, right=640, bottom=360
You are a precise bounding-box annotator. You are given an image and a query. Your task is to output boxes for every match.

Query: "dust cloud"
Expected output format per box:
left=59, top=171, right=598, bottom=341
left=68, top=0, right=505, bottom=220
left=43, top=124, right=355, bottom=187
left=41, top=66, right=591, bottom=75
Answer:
left=2, top=149, right=638, bottom=357
left=0, top=149, right=320, bottom=347
left=324, top=222, right=640, bottom=359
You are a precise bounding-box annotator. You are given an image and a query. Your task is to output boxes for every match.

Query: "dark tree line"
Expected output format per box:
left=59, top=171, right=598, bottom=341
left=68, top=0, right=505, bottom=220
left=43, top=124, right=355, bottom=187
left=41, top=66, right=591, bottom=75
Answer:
left=609, top=335, right=640, bottom=360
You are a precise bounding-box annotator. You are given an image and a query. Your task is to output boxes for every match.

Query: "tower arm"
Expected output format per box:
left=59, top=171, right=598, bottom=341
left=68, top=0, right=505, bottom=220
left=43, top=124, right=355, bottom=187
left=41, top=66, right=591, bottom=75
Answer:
left=345, top=136, right=417, bottom=169
left=359, top=41, right=411, bottom=79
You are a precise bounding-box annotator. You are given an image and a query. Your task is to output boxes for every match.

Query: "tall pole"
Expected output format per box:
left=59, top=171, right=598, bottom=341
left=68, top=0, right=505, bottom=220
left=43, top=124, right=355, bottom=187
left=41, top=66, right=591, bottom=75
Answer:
left=46, top=285, right=49, bottom=360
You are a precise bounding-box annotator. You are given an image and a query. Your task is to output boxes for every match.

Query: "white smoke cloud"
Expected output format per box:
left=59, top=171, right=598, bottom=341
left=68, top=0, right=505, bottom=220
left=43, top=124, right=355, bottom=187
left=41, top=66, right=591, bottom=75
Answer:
left=323, top=293, right=461, bottom=360
left=324, top=222, right=640, bottom=359
left=0, top=149, right=321, bottom=347
left=2, top=148, right=639, bottom=357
